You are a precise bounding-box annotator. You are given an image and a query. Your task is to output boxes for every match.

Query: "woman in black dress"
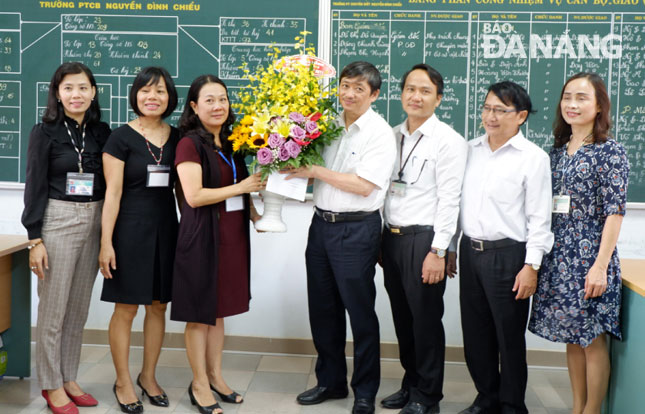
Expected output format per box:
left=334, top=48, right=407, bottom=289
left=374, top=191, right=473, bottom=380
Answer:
left=99, top=67, right=179, bottom=413
left=23, top=62, right=110, bottom=414
left=171, top=75, right=264, bottom=413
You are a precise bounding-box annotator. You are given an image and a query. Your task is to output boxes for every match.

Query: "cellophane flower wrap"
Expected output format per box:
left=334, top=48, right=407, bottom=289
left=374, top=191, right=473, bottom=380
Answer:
left=229, top=34, right=343, bottom=179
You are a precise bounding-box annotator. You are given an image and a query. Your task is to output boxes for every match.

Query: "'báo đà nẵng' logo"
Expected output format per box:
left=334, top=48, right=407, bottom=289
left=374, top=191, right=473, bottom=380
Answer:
left=480, top=23, right=622, bottom=59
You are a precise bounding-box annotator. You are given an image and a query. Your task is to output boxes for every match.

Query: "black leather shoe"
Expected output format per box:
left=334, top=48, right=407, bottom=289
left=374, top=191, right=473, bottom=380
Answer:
left=352, top=398, right=375, bottom=414
left=188, top=382, right=222, bottom=414
left=296, top=386, right=348, bottom=405
left=113, top=383, right=143, bottom=414
left=137, top=373, right=169, bottom=407
left=400, top=401, right=440, bottom=414
left=381, top=388, right=410, bottom=409
left=458, top=404, right=486, bottom=414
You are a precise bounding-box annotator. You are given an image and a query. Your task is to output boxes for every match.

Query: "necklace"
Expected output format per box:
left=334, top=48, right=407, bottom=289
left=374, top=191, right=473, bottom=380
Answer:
left=138, top=118, right=164, bottom=165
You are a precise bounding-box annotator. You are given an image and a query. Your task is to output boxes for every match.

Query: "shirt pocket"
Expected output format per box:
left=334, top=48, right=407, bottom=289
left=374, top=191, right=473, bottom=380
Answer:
left=403, top=154, right=434, bottom=186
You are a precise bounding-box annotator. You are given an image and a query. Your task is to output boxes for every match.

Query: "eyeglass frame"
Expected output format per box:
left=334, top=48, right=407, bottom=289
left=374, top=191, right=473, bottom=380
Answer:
left=481, top=105, right=518, bottom=116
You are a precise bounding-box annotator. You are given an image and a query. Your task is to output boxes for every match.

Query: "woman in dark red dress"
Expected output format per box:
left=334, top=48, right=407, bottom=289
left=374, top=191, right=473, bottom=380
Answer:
left=171, top=75, right=264, bottom=414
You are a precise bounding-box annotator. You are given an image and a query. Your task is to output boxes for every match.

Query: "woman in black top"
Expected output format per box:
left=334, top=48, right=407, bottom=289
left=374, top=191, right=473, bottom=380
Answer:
left=99, top=67, right=179, bottom=413
left=22, top=62, right=110, bottom=414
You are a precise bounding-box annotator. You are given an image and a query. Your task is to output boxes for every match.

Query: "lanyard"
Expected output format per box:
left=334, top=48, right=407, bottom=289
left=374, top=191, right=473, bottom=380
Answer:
left=64, top=121, right=86, bottom=173
left=217, top=151, right=237, bottom=183
left=397, top=133, right=425, bottom=182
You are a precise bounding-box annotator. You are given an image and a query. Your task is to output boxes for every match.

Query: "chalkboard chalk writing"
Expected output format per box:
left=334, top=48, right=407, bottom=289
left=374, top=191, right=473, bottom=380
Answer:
left=62, top=14, right=178, bottom=76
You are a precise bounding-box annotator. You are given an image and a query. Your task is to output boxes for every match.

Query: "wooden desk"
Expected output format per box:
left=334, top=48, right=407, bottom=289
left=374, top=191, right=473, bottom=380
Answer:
left=605, top=259, right=645, bottom=413
left=0, top=235, right=31, bottom=378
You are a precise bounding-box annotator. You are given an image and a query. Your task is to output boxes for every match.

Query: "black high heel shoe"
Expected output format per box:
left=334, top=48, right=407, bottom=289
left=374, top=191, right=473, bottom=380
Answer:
left=188, top=382, right=222, bottom=414
left=113, top=383, right=144, bottom=414
left=209, top=384, right=243, bottom=404
left=136, top=373, right=169, bottom=407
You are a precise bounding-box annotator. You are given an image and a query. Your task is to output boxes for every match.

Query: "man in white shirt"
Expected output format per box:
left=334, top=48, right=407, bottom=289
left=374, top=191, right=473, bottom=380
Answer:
left=381, top=64, right=467, bottom=414
left=286, top=61, right=396, bottom=414
left=458, top=81, right=553, bottom=414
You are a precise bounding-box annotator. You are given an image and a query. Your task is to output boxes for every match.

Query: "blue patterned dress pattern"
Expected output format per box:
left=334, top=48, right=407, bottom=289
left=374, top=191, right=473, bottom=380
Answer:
left=529, top=139, right=629, bottom=347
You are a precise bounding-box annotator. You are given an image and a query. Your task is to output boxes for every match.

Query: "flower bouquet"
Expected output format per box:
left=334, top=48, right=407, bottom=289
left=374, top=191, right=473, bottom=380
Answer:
left=229, top=33, right=343, bottom=232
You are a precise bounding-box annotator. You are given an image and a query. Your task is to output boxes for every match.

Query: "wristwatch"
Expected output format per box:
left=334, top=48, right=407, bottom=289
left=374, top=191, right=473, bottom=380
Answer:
left=526, top=263, right=541, bottom=271
left=430, top=247, right=447, bottom=258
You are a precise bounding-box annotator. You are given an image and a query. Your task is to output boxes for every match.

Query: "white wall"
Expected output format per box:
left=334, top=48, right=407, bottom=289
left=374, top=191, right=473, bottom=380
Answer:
left=2, top=187, right=644, bottom=352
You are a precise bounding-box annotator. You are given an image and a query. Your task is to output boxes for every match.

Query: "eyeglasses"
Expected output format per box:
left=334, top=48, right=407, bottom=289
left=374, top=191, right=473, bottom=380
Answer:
left=481, top=105, right=517, bottom=115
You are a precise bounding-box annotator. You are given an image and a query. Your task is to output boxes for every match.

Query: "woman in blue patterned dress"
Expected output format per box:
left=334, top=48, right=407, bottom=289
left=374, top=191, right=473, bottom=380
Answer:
left=529, top=72, right=629, bottom=414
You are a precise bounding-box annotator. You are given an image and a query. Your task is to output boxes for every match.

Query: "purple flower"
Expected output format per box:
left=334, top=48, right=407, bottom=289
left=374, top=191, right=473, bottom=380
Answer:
left=284, top=140, right=301, bottom=158
left=290, top=125, right=306, bottom=140
left=257, top=147, right=273, bottom=165
left=289, top=112, right=306, bottom=124
left=278, top=145, right=291, bottom=161
left=305, top=120, right=318, bottom=134
left=268, top=133, right=285, bottom=149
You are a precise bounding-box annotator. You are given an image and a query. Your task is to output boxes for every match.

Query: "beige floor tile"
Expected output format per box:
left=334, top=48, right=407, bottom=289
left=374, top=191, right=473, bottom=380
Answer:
left=374, top=378, right=401, bottom=399
left=154, top=366, right=194, bottom=388
left=247, top=372, right=310, bottom=394
left=220, top=369, right=255, bottom=391
left=235, top=391, right=301, bottom=414
left=532, top=384, right=568, bottom=409
left=443, top=363, right=471, bottom=381
left=441, top=381, right=477, bottom=404
left=0, top=378, right=41, bottom=405
left=306, top=374, right=317, bottom=389
left=79, top=345, right=111, bottom=364
left=380, top=360, right=405, bottom=379
left=257, top=356, right=314, bottom=374
left=156, top=349, right=190, bottom=368
left=221, top=353, right=262, bottom=372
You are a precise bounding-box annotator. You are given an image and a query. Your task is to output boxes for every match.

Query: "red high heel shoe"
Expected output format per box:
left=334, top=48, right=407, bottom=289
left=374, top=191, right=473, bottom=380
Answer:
left=65, top=389, right=99, bottom=407
left=41, top=390, right=79, bottom=414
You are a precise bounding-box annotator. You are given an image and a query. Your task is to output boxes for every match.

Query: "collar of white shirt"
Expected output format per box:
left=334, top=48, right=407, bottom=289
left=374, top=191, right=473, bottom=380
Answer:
left=338, top=107, right=376, bottom=131
left=399, top=114, right=439, bottom=139
left=473, top=130, right=530, bottom=152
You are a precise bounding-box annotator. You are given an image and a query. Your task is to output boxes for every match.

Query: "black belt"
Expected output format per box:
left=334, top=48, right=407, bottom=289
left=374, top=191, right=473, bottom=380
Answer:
left=464, top=235, right=522, bottom=252
left=386, top=224, right=433, bottom=235
left=314, top=207, right=378, bottom=223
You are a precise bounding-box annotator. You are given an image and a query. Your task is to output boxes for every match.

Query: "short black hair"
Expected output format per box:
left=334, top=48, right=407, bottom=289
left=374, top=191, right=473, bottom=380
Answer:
left=42, top=62, right=102, bottom=124
left=179, top=74, right=236, bottom=153
left=486, top=81, right=535, bottom=124
left=129, top=66, right=178, bottom=119
left=339, top=61, right=381, bottom=93
left=400, top=63, right=444, bottom=96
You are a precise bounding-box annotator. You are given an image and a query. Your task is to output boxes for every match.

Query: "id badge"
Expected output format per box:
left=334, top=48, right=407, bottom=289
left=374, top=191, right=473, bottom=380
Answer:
left=552, top=195, right=571, bottom=214
left=389, top=180, right=407, bottom=197
left=66, top=172, right=94, bottom=196
left=147, top=165, right=170, bottom=187
left=226, top=195, right=244, bottom=212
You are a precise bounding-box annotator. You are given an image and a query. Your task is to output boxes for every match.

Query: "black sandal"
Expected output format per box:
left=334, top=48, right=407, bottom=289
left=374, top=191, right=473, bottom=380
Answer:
left=210, top=384, right=243, bottom=404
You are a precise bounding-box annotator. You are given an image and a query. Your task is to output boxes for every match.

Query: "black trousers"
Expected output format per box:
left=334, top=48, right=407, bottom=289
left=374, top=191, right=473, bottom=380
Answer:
left=382, top=229, right=445, bottom=406
left=305, top=211, right=382, bottom=400
left=459, top=236, right=530, bottom=414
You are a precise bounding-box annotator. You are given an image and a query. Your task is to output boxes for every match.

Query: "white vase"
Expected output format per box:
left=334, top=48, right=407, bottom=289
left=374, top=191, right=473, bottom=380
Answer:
left=254, top=190, right=287, bottom=233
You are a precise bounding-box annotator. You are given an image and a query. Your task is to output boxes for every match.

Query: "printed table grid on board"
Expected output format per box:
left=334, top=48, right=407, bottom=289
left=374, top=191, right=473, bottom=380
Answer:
left=0, top=12, right=21, bottom=75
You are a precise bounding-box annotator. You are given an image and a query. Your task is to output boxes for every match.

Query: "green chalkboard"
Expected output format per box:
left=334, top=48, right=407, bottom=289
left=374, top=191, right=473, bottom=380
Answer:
left=329, top=2, right=645, bottom=203
left=0, top=0, right=318, bottom=183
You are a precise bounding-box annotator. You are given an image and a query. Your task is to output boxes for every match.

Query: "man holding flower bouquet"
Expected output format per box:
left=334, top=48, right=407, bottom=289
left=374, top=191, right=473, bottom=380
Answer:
left=286, top=61, right=396, bottom=414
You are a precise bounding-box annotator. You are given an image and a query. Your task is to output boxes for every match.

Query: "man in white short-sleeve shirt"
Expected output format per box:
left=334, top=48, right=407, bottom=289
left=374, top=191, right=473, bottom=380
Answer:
left=287, top=61, right=396, bottom=414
